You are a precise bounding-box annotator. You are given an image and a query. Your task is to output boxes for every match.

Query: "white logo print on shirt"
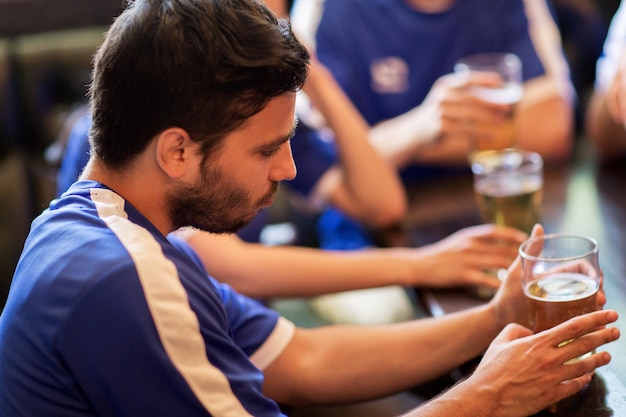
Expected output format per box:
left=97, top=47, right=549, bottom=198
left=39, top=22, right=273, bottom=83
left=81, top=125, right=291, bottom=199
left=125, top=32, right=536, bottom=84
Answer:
left=370, top=56, right=409, bottom=94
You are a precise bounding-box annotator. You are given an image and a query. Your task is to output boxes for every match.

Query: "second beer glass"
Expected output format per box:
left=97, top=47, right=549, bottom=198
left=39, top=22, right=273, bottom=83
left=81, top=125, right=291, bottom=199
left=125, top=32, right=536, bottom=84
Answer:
left=471, top=149, right=543, bottom=235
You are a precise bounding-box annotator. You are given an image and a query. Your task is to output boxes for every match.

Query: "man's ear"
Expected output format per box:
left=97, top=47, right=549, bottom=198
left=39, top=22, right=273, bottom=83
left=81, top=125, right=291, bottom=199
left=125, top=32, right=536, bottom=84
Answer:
left=155, top=128, right=197, bottom=179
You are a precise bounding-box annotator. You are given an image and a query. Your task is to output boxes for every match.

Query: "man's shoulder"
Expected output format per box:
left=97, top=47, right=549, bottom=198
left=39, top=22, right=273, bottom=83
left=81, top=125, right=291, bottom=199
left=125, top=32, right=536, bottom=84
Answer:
left=18, top=186, right=160, bottom=303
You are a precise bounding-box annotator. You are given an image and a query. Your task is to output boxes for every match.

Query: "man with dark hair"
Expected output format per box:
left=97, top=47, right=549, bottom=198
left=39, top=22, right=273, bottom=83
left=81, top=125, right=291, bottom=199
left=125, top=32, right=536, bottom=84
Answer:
left=0, top=1, right=619, bottom=416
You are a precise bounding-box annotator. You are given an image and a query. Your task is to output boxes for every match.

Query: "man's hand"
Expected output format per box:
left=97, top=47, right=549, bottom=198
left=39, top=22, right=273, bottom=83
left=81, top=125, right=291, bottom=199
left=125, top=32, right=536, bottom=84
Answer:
left=468, top=310, right=620, bottom=417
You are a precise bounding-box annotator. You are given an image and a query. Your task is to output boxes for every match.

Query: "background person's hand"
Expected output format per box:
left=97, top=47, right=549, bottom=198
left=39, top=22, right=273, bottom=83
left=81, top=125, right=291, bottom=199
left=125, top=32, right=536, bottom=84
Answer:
left=408, top=224, right=527, bottom=289
left=427, top=72, right=514, bottom=145
left=368, top=72, right=514, bottom=168
left=466, top=309, right=619, bottom=417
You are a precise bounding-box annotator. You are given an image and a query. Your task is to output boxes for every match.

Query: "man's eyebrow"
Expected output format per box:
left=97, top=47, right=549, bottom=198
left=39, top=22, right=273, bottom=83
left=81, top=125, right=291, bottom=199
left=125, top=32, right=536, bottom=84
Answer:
left=264, top=119, right=299, bottom=148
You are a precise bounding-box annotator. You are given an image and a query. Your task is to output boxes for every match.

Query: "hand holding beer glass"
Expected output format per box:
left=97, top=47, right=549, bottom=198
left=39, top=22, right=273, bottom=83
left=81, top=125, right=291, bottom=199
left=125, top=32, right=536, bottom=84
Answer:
left=454, top=52, right=523, bottom=159
left=519, top=233, right=601, bottom=413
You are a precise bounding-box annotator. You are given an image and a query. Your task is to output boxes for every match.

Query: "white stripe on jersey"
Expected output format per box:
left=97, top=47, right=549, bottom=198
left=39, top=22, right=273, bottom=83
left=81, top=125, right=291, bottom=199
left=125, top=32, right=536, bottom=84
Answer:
left=250, top=317, right=294, bottom=370
left=91, top=188, right=254, bottom=417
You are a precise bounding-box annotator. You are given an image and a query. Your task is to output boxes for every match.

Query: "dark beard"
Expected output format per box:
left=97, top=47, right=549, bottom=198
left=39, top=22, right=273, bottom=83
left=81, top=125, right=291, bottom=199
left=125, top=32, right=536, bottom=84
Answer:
left=167, top=163, right=278, bottom=234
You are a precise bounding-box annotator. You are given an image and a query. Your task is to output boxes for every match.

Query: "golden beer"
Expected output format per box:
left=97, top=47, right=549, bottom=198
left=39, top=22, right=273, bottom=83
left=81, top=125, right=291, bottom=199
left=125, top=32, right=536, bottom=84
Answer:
left=474, top=174, right=542, bottom=234
left=524, top=272, right=598, bottom=333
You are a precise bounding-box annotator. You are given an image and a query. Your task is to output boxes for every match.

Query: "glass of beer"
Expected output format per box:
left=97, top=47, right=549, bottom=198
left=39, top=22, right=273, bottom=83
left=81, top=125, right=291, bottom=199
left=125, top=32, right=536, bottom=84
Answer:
left=471, top=149, right=542, bottom=297
left=454, top=52, right=523, bottom=160
left=471, top=148, right=543, bottom=235
left=519, top=233, right=600, bottom=413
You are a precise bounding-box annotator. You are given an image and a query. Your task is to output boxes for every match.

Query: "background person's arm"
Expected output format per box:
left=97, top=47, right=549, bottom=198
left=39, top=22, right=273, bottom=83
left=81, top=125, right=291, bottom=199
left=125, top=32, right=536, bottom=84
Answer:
left=518, top=0, right=575, bottom=161
left=586, top=74, right=626, bottom=160
left=303, top=59, right=407, bottom=227
left=176, top=224, right=526, bottom=299
left=584, top=1, right=626, bottom=160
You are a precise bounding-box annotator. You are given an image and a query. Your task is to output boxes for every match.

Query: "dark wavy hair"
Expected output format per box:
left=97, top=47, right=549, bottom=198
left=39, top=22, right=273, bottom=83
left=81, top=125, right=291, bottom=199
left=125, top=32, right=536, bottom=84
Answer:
left=88, top=0, right=310, bottom=169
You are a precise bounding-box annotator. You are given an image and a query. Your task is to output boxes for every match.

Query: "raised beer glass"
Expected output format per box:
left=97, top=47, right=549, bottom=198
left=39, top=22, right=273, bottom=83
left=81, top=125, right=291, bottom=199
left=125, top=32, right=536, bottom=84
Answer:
left=454, top=52, right=523, bottom=161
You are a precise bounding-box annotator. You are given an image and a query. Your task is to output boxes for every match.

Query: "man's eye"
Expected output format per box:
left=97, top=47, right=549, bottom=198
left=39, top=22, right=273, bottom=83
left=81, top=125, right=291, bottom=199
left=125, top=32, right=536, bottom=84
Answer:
left=261, top=148, right=280, bottom=157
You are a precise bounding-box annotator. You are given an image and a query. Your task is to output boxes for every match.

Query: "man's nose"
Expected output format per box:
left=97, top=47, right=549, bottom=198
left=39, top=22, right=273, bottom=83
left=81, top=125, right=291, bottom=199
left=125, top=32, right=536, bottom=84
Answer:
left=270, top=143, right=297, bottom=182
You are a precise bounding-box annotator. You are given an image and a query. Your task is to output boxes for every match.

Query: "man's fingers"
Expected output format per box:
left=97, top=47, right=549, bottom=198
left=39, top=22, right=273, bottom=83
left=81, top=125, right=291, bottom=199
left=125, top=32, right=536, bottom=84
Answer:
left=548, top=310, right=619, bottom=348
left=553, top=373, right=594, bottom=404
left=556, top=327, right=619, bottom=368
left=557, top=310, right=617, bottom=335
left=562, top=349, right=613, bottom=379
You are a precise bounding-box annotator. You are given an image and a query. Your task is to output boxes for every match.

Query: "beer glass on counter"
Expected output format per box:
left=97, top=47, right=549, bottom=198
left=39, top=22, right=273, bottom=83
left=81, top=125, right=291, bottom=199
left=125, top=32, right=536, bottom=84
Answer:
left=519, top=233, right=600, bottom=413
left=471, top=148, right=543, bottom=296
left=454, top=52, right=523, bottom=160
left=471, top=148, right=543, bottom=235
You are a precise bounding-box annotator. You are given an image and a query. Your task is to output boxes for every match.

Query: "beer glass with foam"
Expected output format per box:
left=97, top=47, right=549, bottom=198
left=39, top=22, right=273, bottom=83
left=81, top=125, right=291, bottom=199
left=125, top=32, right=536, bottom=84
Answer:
left=454, top=52, right=523, bottom=160
left=519, top=233, right=600, bottom=413
left=471, top=149, right=543, bottom=235
left=471, top=149, right=543, bottom=296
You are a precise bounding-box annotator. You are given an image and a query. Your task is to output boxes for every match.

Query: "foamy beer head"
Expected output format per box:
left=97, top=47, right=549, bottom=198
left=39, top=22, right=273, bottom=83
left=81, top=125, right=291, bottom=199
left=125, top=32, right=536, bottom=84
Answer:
left=471, top=149, right=543, bottom=234
left=519, top=234, right=600, bottom=333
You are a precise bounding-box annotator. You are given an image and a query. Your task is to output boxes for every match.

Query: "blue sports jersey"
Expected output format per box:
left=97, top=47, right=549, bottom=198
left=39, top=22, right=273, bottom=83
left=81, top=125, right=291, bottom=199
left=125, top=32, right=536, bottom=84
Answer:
left=0, top=181, right=293, bottom=416
left=316, top=0, right=548, bottom=128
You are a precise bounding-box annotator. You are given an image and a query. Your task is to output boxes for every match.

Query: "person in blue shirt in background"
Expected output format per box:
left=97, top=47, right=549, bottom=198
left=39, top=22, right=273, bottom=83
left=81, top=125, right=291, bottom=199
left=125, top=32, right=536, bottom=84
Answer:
left=291, top=0, right=576, bottom=250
